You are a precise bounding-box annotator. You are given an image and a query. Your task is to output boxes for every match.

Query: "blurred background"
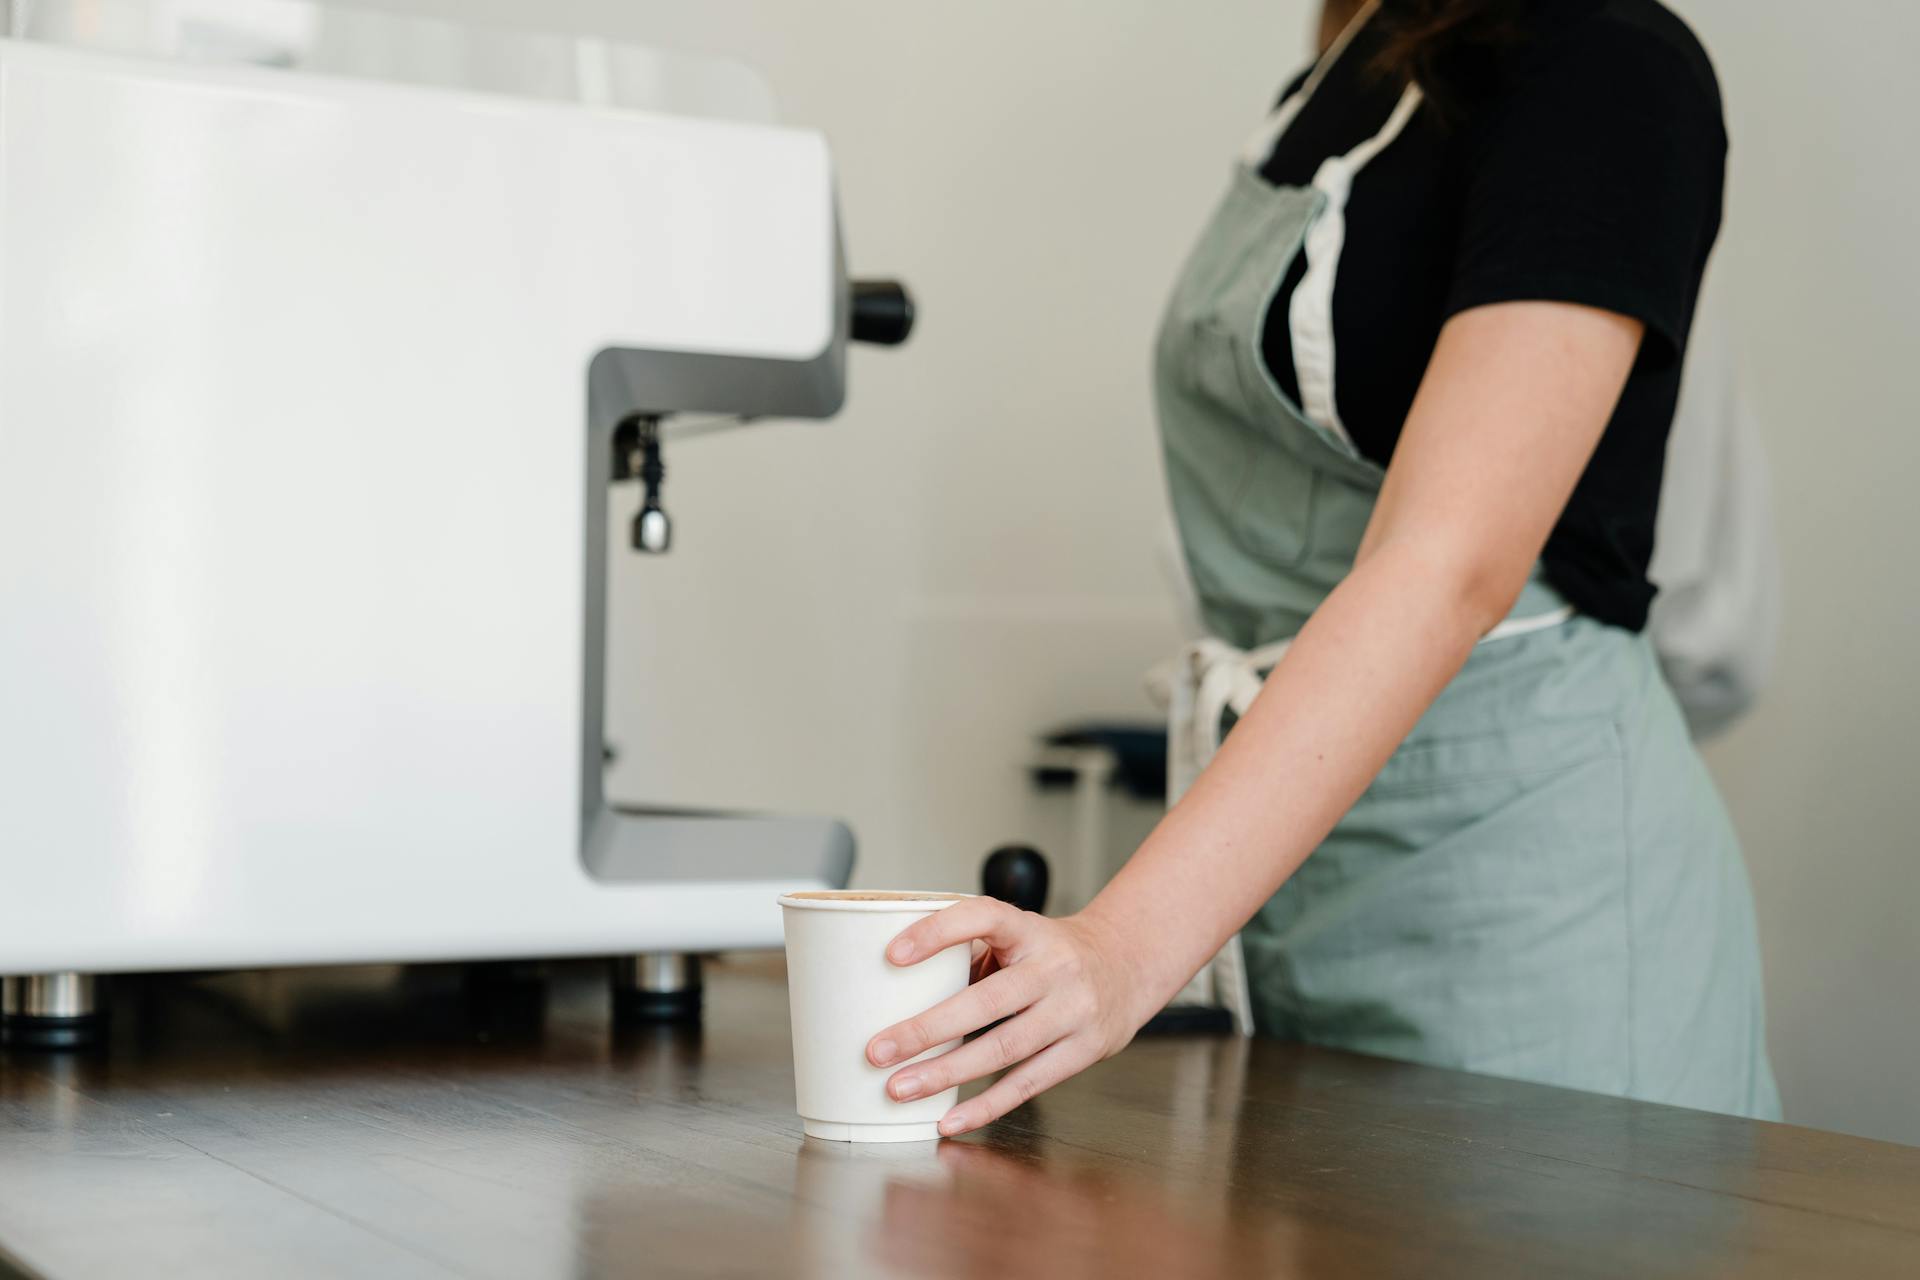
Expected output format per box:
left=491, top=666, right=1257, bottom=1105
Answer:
left=16, top=0, right=1914, bottom=1146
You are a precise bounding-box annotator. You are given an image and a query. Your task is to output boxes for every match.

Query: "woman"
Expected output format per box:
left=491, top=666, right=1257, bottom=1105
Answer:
left=870, top=0, right=1780, bottom=1133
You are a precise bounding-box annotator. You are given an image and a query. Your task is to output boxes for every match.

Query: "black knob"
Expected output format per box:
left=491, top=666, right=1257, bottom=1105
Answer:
left=850, top=279, right=915, bottom=346
left=982, top=845, right=1049, bottom=915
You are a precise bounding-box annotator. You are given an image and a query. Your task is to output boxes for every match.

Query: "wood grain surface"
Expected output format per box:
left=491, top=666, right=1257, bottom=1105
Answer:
left=1, top=957, right=1915, bottom=1278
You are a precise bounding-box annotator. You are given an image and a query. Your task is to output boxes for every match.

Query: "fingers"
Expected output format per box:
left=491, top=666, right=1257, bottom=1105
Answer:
left=885, top=897, right=1030, bottom=969
left=969, top=940, right=996, bottom=984
left=937, top=1038, right=1097, bottom=1137
left=868, top=966, right=1042, bottom=1068
left=884, top=1007, right=1062, bottom=1102
left=868, top=898, right=1097, bottom=1133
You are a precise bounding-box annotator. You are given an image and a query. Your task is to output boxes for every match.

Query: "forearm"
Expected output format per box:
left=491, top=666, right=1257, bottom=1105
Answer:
left=1079, top=543, right=1504, bottom=1020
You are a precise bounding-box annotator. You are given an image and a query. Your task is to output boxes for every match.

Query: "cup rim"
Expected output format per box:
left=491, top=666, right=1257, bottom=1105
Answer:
left=777, top=891, right=973, bottom=913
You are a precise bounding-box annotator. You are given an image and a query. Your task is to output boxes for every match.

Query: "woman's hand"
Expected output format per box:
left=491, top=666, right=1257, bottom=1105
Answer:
left=865, top=897, right=1154, bottom=1137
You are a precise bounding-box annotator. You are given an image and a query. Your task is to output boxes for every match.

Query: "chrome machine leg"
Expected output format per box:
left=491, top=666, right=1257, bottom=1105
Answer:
left=612, top=953, right=703, bottom=1026
left=1, top=973, right=105, bottom=1050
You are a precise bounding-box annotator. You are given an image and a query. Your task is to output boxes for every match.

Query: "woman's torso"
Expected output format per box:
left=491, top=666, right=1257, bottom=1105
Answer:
left=1251, top=0, right=1726, bottom=632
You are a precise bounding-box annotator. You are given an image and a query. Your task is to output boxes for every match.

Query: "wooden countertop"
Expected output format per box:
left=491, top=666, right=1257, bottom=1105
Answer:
left=1, top=957, right=1915, bottom=1278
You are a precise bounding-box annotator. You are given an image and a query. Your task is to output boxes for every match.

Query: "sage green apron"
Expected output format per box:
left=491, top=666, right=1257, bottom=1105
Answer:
left=1152, top=31, right=1779, bottom=1119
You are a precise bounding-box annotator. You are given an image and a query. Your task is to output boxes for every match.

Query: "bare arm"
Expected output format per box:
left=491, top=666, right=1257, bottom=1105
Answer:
left=870, top=301, right=1645, bottom=1135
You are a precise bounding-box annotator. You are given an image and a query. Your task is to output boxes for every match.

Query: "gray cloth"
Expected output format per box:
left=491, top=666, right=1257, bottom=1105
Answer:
left=1647, top=263, right=1782, bottom=740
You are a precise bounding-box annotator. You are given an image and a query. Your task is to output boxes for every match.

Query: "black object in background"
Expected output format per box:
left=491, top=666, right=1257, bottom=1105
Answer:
left=982, top=845, right=1049, bottom=915
left=1031, top=724, right=1168, bottom=803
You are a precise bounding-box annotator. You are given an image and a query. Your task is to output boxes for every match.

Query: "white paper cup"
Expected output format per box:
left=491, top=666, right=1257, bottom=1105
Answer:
left=779, top=891, right=973, bottom=1143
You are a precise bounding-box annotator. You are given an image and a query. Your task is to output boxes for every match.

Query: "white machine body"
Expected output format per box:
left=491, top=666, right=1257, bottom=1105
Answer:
left=0, top=26, right=861, bottom=975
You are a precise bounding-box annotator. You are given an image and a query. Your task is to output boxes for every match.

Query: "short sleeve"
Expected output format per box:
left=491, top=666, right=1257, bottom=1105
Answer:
left=1444, top=18, right=1728, bottom=362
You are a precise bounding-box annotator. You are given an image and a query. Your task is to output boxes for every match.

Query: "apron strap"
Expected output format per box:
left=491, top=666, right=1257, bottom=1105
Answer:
left=1234, top=0, right=1425, bottom=452
left=1239, top=0, right=1383, bottom=168
left=1290, top=82, right=1423, bottom=449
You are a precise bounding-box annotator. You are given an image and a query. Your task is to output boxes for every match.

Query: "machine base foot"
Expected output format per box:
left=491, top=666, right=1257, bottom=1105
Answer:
left=612, top=954, right=703, bottom=1026
left=2, top=974, right=105, bottom=1051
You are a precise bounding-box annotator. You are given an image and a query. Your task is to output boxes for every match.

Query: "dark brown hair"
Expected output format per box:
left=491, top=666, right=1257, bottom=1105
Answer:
left=1368, top=0, right=1530, bottom=119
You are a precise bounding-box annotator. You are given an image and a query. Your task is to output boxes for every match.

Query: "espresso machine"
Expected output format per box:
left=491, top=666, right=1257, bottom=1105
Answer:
left=0, top=1, right=910, bottom=1045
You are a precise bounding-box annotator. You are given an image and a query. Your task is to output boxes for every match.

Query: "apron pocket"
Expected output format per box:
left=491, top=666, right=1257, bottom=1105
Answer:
left=1229, top=441, right=1319, bottom=568
left=1369, top=713, right=1621, bottom=796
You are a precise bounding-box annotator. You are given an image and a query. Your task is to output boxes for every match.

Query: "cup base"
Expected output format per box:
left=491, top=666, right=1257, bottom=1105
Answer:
left=802, top=1118, right=944, bottom=1144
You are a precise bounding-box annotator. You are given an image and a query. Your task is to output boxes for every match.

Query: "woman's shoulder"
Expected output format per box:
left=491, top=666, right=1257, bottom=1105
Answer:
left=1515, top=0, right=1725, bottom=132
left=1444, top=1, right=1730, bottom=363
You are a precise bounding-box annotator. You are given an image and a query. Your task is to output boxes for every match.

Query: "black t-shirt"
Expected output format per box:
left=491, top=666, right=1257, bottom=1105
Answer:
left=1256, top=0, right=1726, bottom=630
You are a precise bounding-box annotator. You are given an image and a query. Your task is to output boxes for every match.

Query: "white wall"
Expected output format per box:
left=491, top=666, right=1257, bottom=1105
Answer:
left=343, top=0, right=1918, bottom=1145
left=1666, top=0, right=1920, bottom=1146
